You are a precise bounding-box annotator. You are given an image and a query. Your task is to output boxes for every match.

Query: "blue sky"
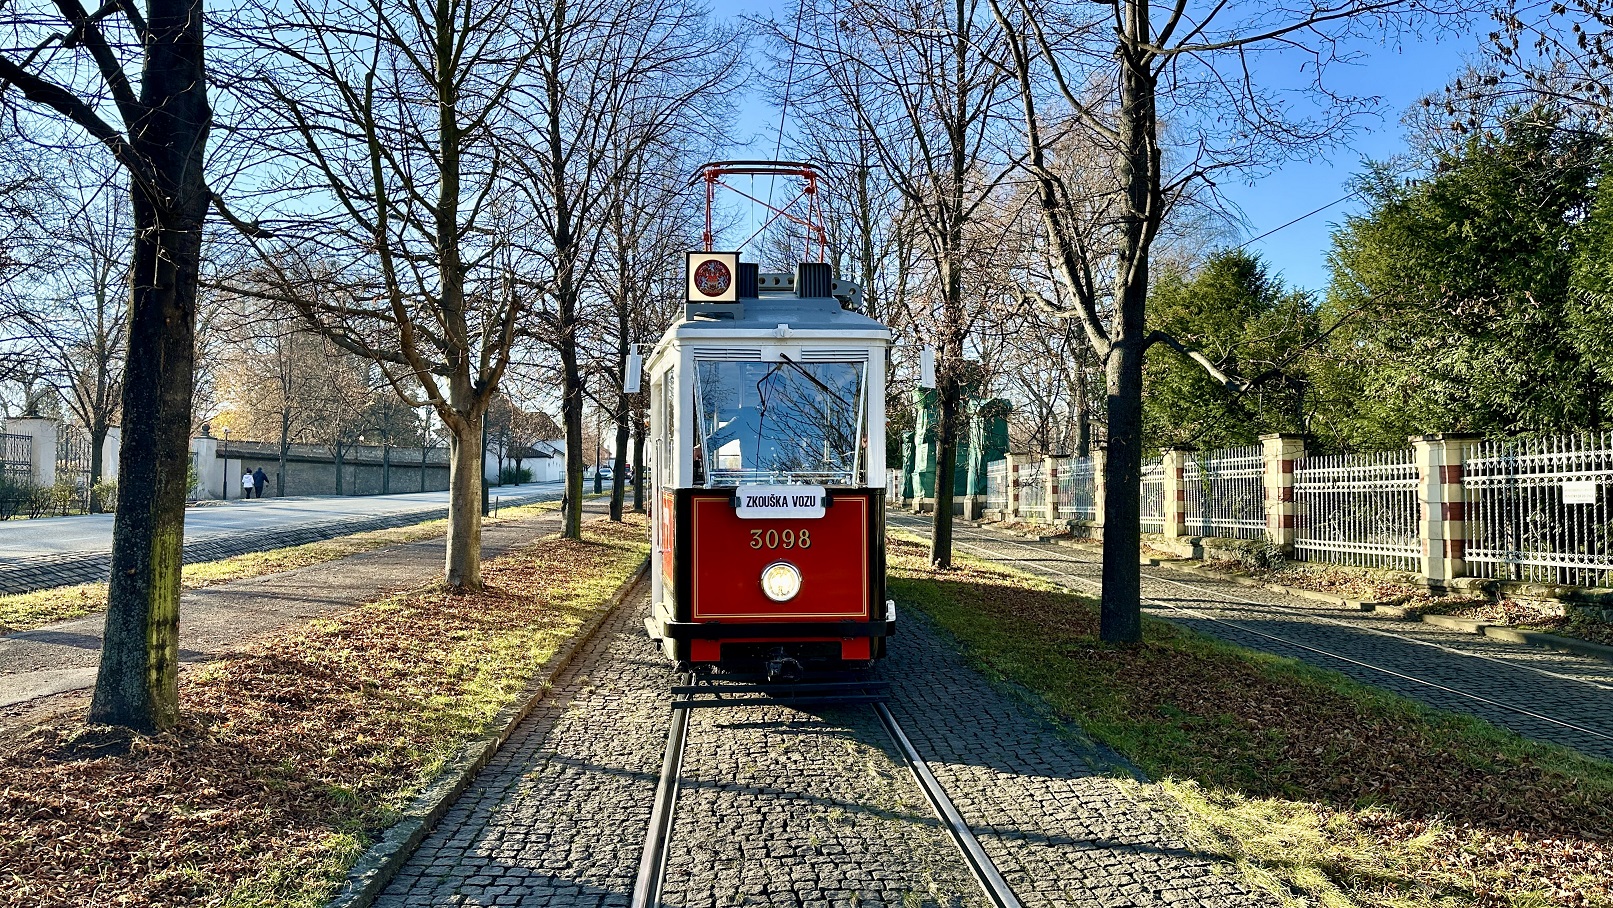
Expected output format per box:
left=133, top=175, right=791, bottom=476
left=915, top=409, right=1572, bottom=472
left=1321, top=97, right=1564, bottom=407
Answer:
left=705, top=0, right=1486, bottom=295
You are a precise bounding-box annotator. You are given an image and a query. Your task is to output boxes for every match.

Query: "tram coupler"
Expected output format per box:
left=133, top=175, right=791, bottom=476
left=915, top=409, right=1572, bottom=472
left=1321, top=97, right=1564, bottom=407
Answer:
left=764, top=649, right=804, bottom=683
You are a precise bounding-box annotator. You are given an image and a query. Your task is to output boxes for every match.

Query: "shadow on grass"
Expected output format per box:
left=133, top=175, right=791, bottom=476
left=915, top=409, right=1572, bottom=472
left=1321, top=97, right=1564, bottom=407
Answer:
left=886, top=538, right=1613, bottom=849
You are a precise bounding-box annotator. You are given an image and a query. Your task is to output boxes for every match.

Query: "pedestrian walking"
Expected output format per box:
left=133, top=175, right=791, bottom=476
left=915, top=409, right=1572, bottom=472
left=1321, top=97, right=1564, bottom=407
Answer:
left=240, top=471, right=255, bottom=500
left=252, top=467, right=268, bottom=498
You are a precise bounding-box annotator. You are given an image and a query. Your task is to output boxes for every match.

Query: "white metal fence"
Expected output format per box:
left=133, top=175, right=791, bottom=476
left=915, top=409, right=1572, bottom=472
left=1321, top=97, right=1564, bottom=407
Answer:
left=1184, top=445, right=1265, bottom=540
left=1464, top=432, right=1613, bottom=586
left=1294, top=450, right=1420, bottom=571
left=1139, top=457, right=1165, bottom=533
left=1017, top=457, right=1047, bottom=514
left=1057, top=456, right=1097, bottom=521
left=985, top=459, right=1008, bottom=510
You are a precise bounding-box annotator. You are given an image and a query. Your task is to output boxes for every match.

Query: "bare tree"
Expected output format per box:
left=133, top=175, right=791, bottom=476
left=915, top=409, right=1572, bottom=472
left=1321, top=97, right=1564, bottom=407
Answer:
left=987, top=0, right=1466, bottom=641
left=780, top=0, right=1022, bottom=568
left=3, top=0, right=221, bottom=730
left=597, top=152, right=704, bottom=519
left=509, top=0, right=739, bottom=539
left=27, top=157, right=129, bottom=509
left=219, top=0, right=543, bottom=588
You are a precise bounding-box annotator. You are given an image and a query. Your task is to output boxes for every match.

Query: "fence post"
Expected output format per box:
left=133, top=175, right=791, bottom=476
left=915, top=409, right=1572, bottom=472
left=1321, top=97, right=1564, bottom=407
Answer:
left=1411, top=433, right=1480, bottom=587
left=1091, top=446, right=1107, bottom=539
left=1046, top=455, right=1065, bottom=524
left=1161, top=448, right=1188, bottom=539
left=1260, top=434, right=1306, bottom=552
left=1004, top=452, right=1021, bottom=520
left=4, top=416, right=59, bottom=487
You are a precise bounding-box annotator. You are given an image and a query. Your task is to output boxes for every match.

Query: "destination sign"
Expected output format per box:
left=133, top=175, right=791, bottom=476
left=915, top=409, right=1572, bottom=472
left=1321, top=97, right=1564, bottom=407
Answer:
left=734, top=485, right=827, bottom=520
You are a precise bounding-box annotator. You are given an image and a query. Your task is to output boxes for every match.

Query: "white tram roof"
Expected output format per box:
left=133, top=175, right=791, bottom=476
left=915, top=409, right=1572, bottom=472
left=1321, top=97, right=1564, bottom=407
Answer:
left=648, top=288, right=890, bottom=372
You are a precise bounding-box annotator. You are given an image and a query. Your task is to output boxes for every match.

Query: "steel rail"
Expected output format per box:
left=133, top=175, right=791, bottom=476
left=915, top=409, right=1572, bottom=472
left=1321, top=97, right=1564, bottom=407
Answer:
left=631, top=673, right=692, bottom=908
left=890, top=516, right=1613, bottom=746
left=874, top=703, right=1024, bottom=908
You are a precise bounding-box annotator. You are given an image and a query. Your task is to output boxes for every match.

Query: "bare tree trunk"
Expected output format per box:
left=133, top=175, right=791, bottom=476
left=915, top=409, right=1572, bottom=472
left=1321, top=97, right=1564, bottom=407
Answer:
left=611, top=418, right=628, bottom=521
left=1098, top=334, right=1145, bottom=643
left=85, top=0, right=210, bottom=733
left=445, top=413, right=483, bottom=588
left=631, top=415, right=645, bottom=513
left=88, top=423, right=108, bottom=513
left=561, top=339, right=585, bottom=539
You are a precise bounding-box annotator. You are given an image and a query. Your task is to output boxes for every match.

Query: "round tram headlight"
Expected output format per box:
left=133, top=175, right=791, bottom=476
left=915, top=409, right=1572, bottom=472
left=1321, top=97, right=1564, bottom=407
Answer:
left=760, top=561, right=803, bottom=602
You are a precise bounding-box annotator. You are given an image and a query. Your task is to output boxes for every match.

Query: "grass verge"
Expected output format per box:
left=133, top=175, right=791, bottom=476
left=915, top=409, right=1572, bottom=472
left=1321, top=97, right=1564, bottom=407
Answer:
left=0, top=514, right=647, bottom=908
left=0, top=499, right=562, bottom=634
left=887, top=534, right=1613, bottom=908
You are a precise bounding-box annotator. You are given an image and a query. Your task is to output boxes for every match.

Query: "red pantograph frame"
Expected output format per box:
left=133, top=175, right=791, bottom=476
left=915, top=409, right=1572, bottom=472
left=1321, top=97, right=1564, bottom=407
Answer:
left=697, top=160, right=828, bottom=263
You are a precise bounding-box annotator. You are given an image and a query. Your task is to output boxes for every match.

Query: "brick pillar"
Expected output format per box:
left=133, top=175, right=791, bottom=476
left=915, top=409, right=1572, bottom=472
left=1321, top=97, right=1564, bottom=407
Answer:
left=1091, top=446, right=1107, bottom=539
left=1046, top=455, right=1066, bottom=523
left=1161, top=448, right=1188, bottom=539
left=1412, top=433, right=1480, bottom=586
left=1261, top=433, right=1306, bottom=551
left=1004, top=453, right=1021, bottom=519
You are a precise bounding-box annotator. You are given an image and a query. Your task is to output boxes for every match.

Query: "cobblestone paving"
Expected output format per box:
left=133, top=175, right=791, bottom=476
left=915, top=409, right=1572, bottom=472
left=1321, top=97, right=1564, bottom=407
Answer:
left=374, top=588, right=1270, bottom=907
left=886, top=616, right=1269, bottom=908
left=375, top=593, right=674, bottom=908
left=662, top=702, right=981, bottom=908
left=890, top=514, right=1613, bottom=763
left=0, top=489, right=559, bottom=596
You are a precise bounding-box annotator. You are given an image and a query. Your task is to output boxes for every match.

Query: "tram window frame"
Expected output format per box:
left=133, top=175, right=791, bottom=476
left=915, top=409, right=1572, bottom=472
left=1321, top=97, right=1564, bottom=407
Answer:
left=690, top=357, right=867, bottom=488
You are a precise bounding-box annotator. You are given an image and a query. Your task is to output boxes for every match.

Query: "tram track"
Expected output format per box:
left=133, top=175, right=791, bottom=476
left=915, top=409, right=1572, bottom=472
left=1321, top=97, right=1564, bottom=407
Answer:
left=888, top=514, right=1613, bottom=754
left=630, top=677, right=1023, bottom=908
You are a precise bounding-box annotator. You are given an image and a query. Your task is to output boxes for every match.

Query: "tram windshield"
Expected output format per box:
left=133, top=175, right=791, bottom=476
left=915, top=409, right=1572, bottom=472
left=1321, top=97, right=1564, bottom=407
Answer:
left=693, top=358, right=866, bottom=486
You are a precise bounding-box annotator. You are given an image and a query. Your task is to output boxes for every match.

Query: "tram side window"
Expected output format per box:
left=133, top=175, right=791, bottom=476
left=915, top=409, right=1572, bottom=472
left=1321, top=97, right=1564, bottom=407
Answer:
left=692, top=359, right=865, bottom=487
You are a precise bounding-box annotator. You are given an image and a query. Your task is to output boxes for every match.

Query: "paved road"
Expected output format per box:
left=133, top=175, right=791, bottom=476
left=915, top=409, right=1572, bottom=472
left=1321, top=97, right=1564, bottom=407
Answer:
left=375, top=592, right=1268, bottom=908
left=0, top=482, right=565, bottom=561
left=0, top=483, right=570, bottom=595
left=890, top=513, right=1613, bottom=763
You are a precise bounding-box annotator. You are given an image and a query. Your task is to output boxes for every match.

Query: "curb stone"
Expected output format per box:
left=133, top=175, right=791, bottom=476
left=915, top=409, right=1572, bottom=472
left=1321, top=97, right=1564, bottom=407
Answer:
left=326, top=557, right=650, bottom=908
left=1031, top=530, right=1613, bottom=666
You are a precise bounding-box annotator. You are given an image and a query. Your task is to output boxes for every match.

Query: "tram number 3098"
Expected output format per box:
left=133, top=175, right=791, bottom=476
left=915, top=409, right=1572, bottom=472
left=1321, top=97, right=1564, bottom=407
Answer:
left=749, top=528, right=812, bottom=550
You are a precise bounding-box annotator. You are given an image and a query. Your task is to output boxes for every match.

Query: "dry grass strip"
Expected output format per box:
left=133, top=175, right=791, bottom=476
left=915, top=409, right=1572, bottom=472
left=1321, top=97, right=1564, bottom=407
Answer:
left=0, top=515, right=647, bottom=908
left=889, top=537, right=1613, bottom=908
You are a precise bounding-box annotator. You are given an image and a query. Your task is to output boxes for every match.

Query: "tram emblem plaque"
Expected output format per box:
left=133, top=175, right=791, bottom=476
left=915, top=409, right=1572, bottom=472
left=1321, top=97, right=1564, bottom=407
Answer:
left=686, top=251, right=739, bottom=303
left=735, top=485, right=827, bottom=519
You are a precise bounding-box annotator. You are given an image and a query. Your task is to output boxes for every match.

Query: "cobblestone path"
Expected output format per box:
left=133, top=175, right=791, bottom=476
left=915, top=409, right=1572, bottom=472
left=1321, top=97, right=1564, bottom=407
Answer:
left=890, top=514, right=1613, bottom=763
left=375, top=590, right=1270, bottom=907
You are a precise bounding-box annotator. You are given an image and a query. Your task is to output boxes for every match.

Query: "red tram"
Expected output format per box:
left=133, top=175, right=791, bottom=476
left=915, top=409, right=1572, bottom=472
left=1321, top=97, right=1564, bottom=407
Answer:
left=644, top=248, right=894, bottom=678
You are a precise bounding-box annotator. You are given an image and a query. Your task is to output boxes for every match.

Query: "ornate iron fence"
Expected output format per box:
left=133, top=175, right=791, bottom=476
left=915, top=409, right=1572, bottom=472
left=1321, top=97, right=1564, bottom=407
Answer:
left=1184, top=445, right=1265, bottom=539
left=1464, top=432, right=1613, bottom=586
left=1057, top=456, right=1096, bottom=521
left=56, top=424, right=93, bottom=511
left=1294, top=450, right=1420, bottom=571
left=1, top=433, right=30, bottom=486
left=985, top=459, right=1008, bottom=510
left=1017, top=456, right=1046, bottom=515
left=1139, top=456, right=1165, bottom=533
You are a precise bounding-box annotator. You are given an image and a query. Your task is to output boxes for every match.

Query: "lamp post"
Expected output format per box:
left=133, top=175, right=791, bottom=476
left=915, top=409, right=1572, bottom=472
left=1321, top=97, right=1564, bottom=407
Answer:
left=481, top=415, right=490, bottom=517
left=221, top=428, right=230, bottom=499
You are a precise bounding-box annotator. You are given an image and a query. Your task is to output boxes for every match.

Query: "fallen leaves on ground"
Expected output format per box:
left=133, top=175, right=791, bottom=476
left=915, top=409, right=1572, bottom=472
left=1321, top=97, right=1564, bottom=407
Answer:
left=0, top=516, right=646, bottom=908
left=890, top=538, right=1613, bottom=908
